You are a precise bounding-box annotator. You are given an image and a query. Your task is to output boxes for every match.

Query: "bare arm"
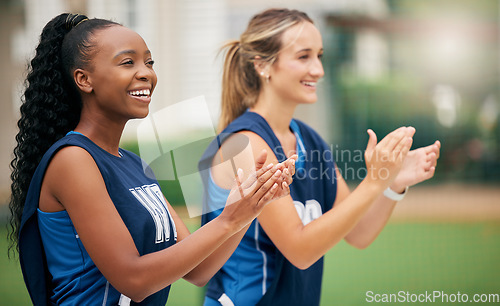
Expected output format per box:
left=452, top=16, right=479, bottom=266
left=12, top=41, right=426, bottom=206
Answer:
left=180, top=148, right=295, bottom=286
left=237, top=127, right=413, bottom=269
left=345, top=139, right=441, bottom=248
left=174, top=209, right=252, bottom=287
left=40, top=146, right=283, bottom=302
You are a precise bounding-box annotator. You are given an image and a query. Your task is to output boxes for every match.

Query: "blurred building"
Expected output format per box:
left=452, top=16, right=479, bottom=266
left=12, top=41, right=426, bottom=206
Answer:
left=1, top=0, right=498, bottom=206
left=0, top=0, right=391, bottom=205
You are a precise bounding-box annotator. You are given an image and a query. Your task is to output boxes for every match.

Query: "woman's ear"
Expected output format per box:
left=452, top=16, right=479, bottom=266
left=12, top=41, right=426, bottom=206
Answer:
left=253, top=56, right=268, bottom=76
left=74, top=69, right=92, bottom=94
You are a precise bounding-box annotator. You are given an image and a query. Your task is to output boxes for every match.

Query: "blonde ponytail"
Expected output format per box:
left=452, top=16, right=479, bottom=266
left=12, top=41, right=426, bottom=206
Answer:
left=218, top=40, right=258, bottom=132
left=217, top=8, right=313, bottom=132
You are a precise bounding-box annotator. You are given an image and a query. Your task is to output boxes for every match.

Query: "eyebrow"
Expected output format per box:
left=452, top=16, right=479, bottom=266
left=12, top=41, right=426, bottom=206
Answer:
left=295, top=48, right=324, bottom=54
left=113, top=49, right=151, bottom=59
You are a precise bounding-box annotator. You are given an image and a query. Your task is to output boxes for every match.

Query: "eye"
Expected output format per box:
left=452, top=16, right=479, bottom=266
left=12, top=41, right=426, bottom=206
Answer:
left=318, top=53, right=323, bottom=60
left=146, top=60, right=155, bottom=67
left=299, top=54, right=309, bottom=60
left=120, top=59, right=134, bottom=66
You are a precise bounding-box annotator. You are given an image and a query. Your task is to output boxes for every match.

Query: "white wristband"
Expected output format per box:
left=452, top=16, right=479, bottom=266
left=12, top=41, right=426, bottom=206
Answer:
left=383, top=186, right=408, bottom=201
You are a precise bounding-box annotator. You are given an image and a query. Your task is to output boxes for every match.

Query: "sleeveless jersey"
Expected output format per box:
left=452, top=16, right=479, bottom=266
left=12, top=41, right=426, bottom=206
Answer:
left=19, top=132, right=177, bottom=305
left=199, top=111, right=337, bottom=306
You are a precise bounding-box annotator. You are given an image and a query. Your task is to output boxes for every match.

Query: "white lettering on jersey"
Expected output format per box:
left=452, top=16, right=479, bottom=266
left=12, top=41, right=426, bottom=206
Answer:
left=129, top=184, right=177, bottom=243
left=293, top=200, right=322, bottom=225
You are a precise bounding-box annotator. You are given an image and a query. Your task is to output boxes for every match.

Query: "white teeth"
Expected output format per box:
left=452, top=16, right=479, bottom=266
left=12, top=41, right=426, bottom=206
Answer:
left=129, top=89, right=150, bottom=96
left=302, top=81, right=316, bottom=87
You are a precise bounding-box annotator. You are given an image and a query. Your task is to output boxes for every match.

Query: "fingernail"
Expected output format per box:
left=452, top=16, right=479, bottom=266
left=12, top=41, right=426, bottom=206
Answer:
left=267, top=163, right=274, bottom=169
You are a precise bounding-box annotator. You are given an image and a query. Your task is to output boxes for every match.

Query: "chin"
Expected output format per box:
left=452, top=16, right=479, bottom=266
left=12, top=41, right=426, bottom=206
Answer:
left=132, top=110, right=150, bottom=120
left=301, top=96, right=318, bottom=104
left=137, top=106, right=151, bottom=118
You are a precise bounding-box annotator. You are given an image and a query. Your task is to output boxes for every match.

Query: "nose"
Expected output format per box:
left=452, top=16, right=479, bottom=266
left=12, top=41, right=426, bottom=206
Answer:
left=136, top=63, right=156, bottom=82
left=310, top=57, right=324, bottom=79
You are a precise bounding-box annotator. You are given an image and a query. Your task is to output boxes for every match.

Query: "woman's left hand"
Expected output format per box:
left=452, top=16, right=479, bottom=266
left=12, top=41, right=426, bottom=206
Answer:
left=271, top=154, right=297, bottom=200
left=391, top=140, right=441, bottom=191
left=242, top=152, right=297, bottom=202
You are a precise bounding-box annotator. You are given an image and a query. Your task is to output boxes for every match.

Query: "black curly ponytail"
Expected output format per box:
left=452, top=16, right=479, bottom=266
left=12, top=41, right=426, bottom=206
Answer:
left=8, top=13, right=119, bottom=257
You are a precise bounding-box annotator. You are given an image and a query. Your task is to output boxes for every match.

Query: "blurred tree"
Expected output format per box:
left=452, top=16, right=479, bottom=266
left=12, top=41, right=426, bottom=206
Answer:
left=324, top=0, right=499, bottom=183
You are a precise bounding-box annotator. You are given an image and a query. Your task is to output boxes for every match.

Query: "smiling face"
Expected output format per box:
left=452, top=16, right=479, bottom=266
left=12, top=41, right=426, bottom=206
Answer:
left=266, top=21, right=324, bottom=105
left=80, top=25, right=157, bottom=122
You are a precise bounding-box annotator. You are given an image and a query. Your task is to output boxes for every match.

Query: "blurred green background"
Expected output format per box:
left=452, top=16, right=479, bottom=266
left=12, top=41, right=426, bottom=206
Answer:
left=1, top=0, right=499, bottom=305
left=324, top=0, right=500, bottom=185
left=2, top=222, right=499, bottom=305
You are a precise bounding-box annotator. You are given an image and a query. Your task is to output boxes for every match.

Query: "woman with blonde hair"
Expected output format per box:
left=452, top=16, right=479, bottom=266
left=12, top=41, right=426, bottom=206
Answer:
left=200, top=8, right=440, bottom=305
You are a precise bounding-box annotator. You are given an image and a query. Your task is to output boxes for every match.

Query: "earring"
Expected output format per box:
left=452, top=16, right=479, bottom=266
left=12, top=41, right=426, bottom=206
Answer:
left=260, top=71, right=265, bottom=76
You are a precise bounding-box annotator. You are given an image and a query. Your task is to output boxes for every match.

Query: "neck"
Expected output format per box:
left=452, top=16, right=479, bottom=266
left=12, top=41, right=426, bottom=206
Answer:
left=250, top=90, right=297, bottom=136
left=74, top=109, right=126, bottom=157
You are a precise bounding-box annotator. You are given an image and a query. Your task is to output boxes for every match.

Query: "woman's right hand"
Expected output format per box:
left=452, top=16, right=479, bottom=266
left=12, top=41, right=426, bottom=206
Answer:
left=363, top=127, right=415, bottom=190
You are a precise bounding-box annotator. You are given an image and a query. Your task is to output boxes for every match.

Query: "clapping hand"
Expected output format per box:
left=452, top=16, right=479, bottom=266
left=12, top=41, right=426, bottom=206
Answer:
left=391, top=139, right=441, bottom=191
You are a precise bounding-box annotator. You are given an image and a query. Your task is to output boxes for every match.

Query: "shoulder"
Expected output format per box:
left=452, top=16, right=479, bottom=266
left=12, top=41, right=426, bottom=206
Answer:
left=44, top=145, right=103, bottom=193
left=36, top=134, right=99, bottom=169
left=40, top=145, right=104, bottom=211
left=209, top=130, right=270, bottom=189
left=218, top=111, right=280, bottom=162
left=225, top=112, right=279, bottom=155
left=51, top=145, right=95, bottom=167
left=237, top=130, right=274, bottom=155
left=40, top=134, right=100, bottom=183
left=224, top=111, right=272, bottom=135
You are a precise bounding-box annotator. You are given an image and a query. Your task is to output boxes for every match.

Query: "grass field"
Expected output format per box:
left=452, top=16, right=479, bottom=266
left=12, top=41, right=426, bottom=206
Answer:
left=2, top=221, right=499, bottom=305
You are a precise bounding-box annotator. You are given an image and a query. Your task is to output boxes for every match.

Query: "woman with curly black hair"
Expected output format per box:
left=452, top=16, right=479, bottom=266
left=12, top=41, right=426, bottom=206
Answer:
left=8, top=13, right=294, bottom=305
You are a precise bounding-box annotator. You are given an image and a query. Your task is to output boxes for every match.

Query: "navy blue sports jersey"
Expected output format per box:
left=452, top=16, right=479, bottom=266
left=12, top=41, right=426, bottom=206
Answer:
left=199, top=111, right=337, bottom=306
left=19, top=132, right=177, bottom=305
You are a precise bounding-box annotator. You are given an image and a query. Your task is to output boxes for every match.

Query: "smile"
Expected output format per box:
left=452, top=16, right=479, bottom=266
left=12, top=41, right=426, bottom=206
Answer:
left=128, top=89, right=152, bottom=103
left=128, top=89, right=151, bottom=97
left=301, top=81, right=317, bottom=88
